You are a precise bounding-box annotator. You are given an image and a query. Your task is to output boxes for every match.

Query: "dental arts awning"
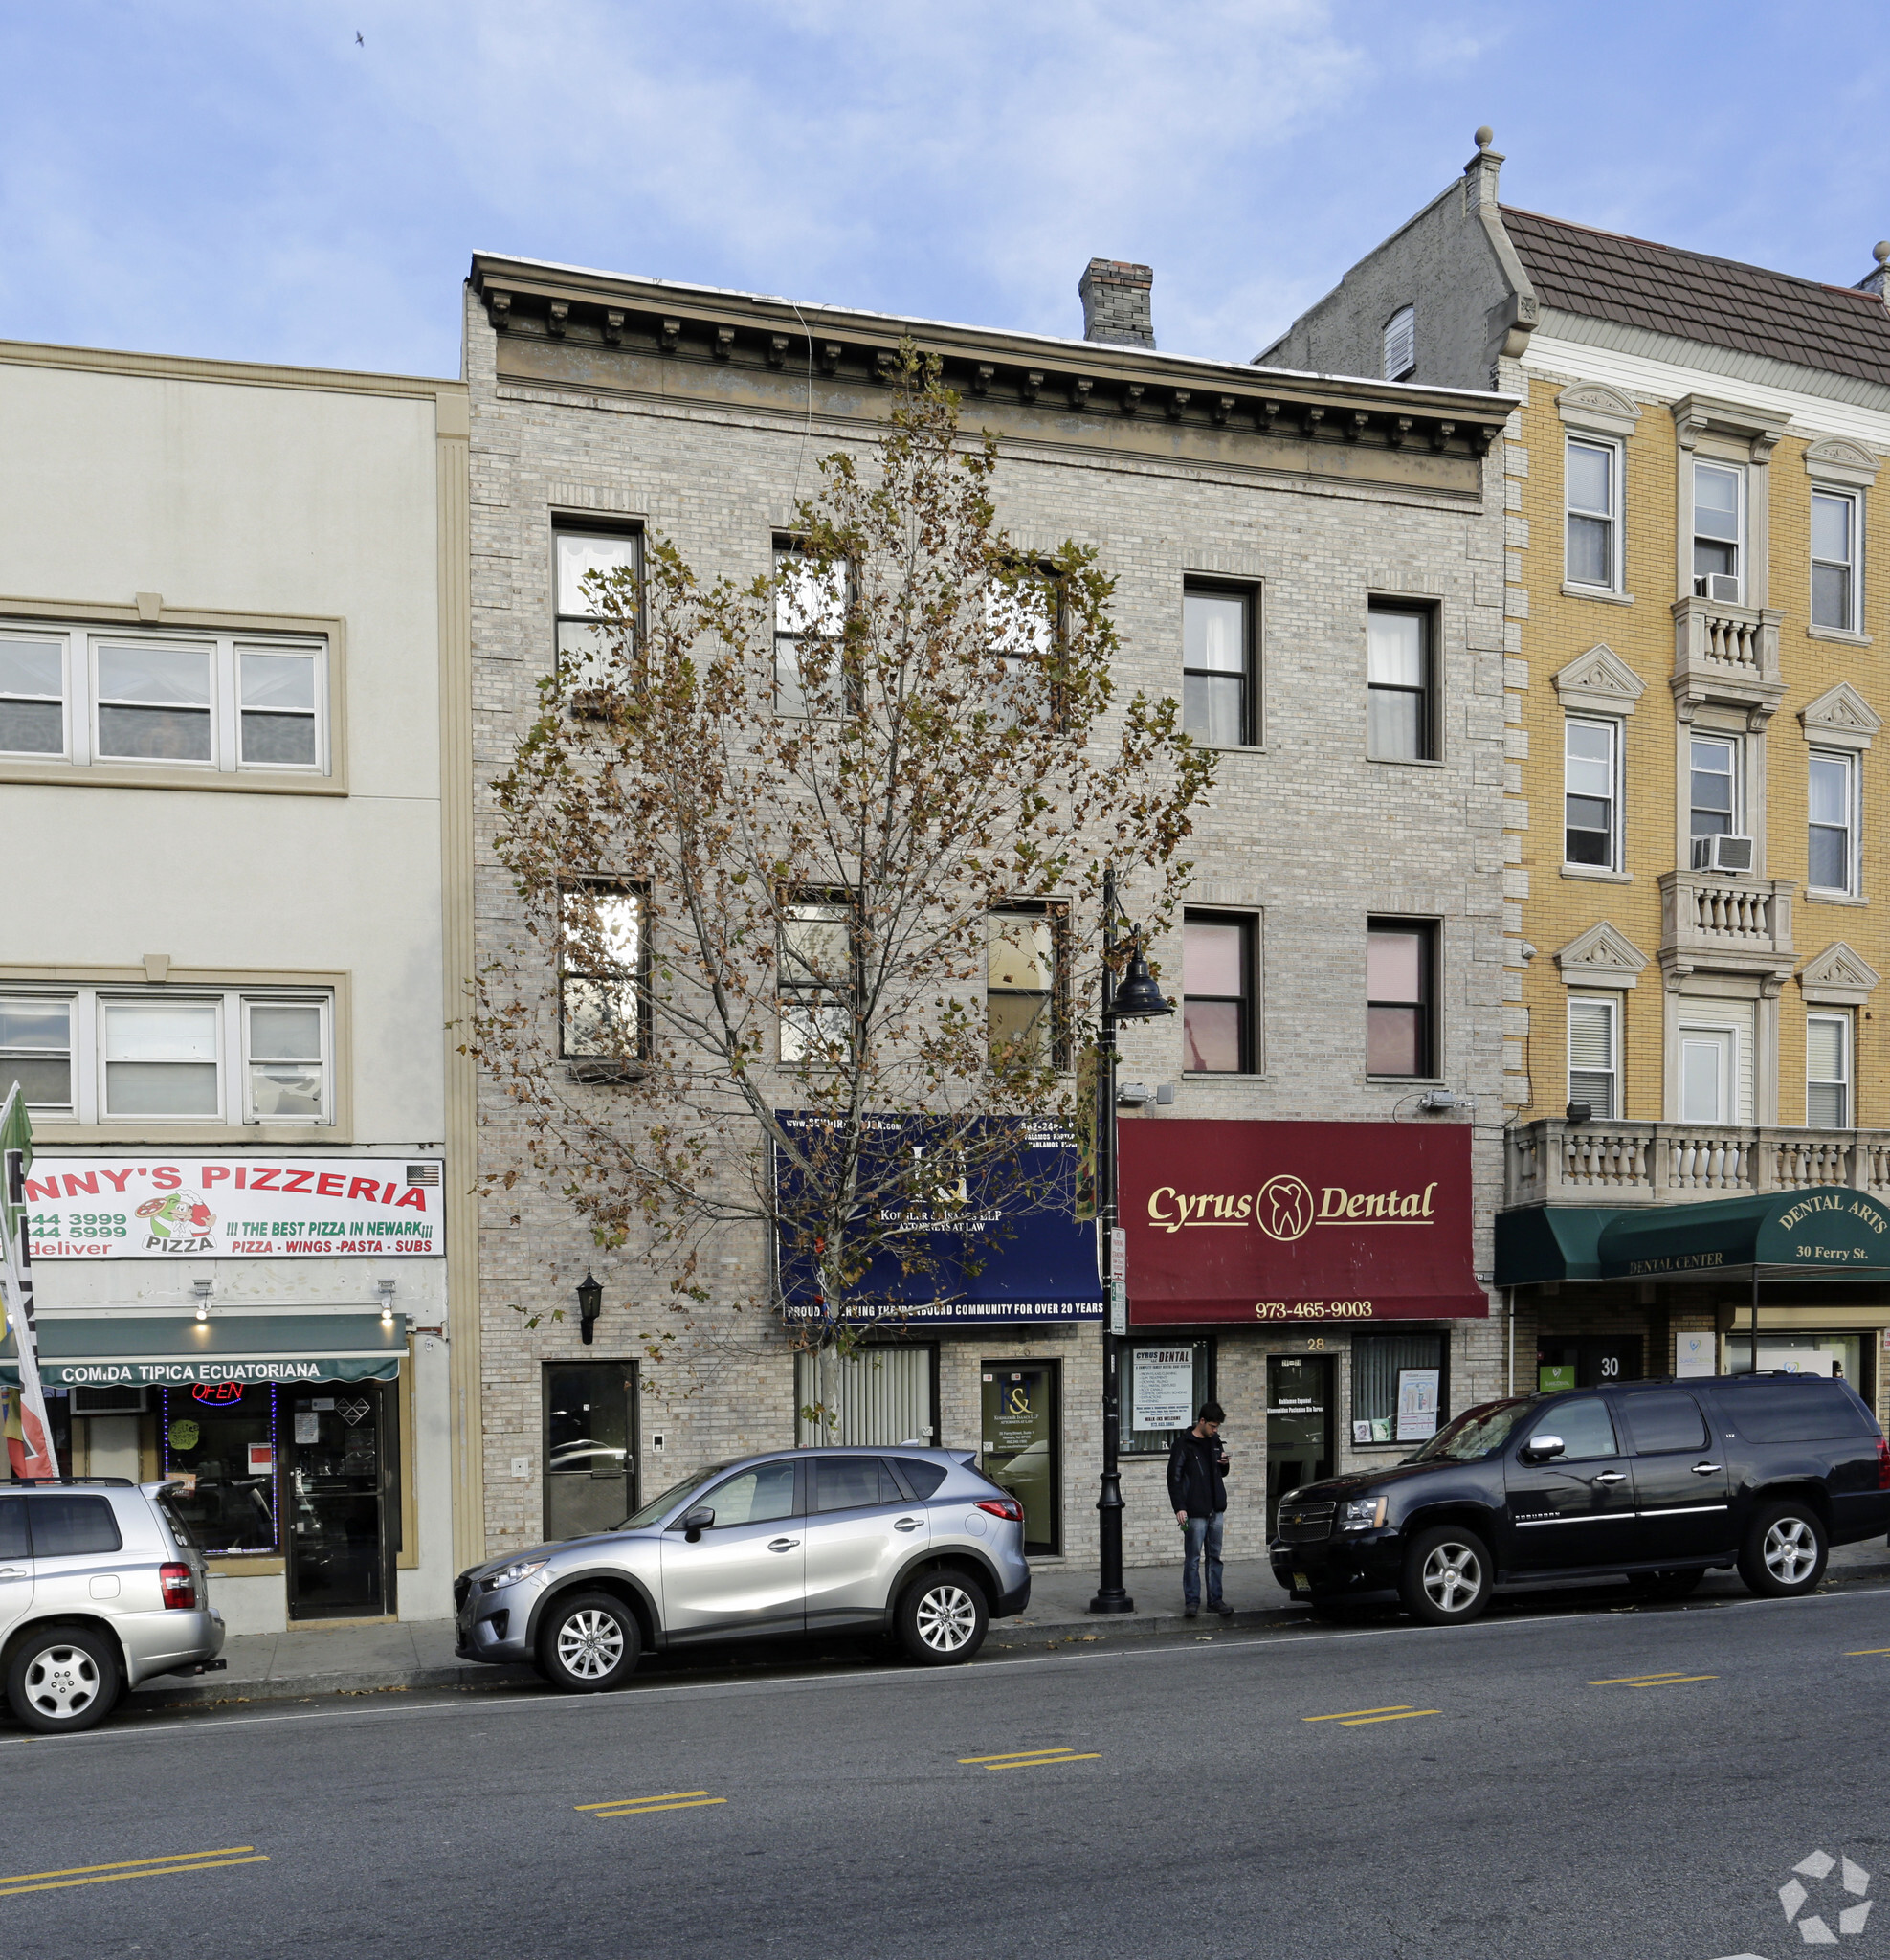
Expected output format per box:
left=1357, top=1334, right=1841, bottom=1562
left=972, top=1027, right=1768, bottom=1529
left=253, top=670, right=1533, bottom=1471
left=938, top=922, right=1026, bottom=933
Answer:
left=1494, top=1189, right=1890, bottom=1287
left=0, top=1313, right=409, bottom=1386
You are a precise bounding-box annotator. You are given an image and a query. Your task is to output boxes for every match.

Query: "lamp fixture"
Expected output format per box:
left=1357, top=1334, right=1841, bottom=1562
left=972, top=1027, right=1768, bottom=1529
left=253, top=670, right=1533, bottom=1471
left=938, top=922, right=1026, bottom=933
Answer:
left=576, top=1268, right=603, bottom=1347
left=377, top=1278, right=397, bottom=1328
left=1110, top=938, right=1173, bottom=1022
left=192, top=1277, right=213, bottom=1324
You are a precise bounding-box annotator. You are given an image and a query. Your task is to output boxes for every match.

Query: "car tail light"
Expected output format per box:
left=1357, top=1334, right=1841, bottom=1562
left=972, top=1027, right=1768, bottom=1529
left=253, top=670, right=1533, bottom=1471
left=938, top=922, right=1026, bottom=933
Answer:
left=1878, top=1440, right=1890, bottom=1491
left=160, top=1563, right=197, bottom=1611
left=976, top=1498, right=1024, bottom=1524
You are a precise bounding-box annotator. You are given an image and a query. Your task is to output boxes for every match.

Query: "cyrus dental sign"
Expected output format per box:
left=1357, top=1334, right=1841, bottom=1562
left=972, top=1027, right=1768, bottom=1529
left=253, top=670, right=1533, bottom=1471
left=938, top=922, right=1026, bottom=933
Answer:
left=22, top=1156, right=445, bottom=1259
left=1121, top=1122, right=1485, bottom=1325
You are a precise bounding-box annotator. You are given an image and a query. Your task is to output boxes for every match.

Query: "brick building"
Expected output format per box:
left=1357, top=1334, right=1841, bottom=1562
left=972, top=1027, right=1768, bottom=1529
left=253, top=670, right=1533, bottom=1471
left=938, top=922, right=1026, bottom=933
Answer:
left=461, top=252, right=1515, bottom=1572
left=1264, top=131, right=1890, bottom=1420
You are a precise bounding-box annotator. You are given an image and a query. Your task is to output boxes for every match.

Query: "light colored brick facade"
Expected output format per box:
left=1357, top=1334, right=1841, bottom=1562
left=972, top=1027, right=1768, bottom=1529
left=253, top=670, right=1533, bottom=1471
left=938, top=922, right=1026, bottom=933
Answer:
left=462, top=259, right=1514, bottom=1572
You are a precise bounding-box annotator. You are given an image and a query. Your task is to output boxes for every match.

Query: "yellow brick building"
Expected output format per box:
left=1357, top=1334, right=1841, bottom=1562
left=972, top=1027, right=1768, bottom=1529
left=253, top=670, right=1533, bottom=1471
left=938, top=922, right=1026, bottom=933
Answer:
left=1263, top=134, right=1890, bottom=1419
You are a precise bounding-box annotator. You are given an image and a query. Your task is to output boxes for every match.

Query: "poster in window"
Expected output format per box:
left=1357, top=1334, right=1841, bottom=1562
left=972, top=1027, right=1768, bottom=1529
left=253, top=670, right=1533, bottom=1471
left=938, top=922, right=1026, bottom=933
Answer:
left=1131, top=1348, right=1195, bottom=1434
left=1676, top=1332, right=1715, bottom=1378
left=1394, top=1367, right=1440, bottom=1442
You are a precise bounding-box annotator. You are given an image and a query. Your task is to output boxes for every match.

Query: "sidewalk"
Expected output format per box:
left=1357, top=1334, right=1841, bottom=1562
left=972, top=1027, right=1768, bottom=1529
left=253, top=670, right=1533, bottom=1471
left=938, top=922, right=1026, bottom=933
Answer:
left=128, top=1539, right=1890, bottom=1710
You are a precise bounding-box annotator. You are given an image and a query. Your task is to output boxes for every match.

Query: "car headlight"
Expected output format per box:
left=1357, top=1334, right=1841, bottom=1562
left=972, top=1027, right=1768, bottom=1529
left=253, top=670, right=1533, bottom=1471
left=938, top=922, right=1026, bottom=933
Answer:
left=481, top=1558, right=548, bottom=1592
left=1339, top=1498, right=1388, bottom=1532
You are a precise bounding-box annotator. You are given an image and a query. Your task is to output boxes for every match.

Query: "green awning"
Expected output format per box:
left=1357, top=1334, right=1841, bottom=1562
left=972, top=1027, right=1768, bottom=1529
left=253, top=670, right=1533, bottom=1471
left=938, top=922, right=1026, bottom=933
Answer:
left=1496, top=1190, right=1890, bottom=1286
left=0, top=1313, right=408, bottom=1387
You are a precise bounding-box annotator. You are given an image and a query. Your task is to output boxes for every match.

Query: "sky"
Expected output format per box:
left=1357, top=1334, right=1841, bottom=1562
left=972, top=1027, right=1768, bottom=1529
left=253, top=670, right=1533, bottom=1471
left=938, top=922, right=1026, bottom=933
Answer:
left=3, top=1, right=1888, bottom=381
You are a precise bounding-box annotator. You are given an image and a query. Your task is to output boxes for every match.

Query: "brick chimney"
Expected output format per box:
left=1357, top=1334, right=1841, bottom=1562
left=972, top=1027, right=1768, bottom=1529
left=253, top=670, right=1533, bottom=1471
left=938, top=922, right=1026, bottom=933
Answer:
left=1078, top=259, right=1155, bottom=348
left=1857, top=240, right=1890, bottom=304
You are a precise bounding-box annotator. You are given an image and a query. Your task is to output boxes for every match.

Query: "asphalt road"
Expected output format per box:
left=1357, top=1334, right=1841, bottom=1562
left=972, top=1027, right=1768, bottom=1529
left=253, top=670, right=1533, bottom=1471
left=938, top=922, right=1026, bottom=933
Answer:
left=5, top=1586, right=1888, bottom=1960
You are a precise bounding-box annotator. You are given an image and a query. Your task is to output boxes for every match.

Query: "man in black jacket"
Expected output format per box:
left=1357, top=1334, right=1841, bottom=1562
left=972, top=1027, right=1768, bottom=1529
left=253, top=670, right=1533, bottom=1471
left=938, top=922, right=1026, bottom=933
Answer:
left=1167, top=1400, right=1232, bottom=1618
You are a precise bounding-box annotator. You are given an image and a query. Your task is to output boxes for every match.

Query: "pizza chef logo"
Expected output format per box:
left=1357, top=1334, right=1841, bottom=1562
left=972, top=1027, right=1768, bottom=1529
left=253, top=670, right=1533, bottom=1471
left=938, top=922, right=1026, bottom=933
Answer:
left=1256, top=1175, right=1315, bottom=1243
left=136, top=1192, right=216, bottom=1240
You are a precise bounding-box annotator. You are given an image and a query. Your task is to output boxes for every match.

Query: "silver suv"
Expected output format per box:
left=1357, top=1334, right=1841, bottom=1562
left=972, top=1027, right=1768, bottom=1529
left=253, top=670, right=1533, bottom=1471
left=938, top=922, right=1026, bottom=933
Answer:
left=0, top=1479, right=225, bottom=1733
left=456, top=1447, right=1031, bottom=1690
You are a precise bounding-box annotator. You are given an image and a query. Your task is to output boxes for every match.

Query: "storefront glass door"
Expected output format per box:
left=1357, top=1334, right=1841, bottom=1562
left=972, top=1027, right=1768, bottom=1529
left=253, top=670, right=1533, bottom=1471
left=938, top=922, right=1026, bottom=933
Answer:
left=544, top=1361, right=637, bottom=1541
left=1266, top=1355, right=1332, bottom=1535
left=980, top=1363, right=1059, bottom=1555
left=286, top=1383, right=393, bottom=1620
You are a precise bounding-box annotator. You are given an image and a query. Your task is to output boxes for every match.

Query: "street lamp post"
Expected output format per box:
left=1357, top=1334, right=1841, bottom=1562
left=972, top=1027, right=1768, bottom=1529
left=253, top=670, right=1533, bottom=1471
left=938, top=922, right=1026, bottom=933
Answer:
left=1089, top=865, right=1172, bottom=1616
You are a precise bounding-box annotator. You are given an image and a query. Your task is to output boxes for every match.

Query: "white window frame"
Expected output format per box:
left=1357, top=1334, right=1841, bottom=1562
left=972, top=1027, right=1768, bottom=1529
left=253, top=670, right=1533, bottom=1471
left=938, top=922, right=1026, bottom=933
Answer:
left=1811, top=487, right=1862, bottom=635
left=1382, top=305, right=1415, bottom=383
left=1807, top=1011, right=1852, bottom=1129
left=1688, top=732, right=1743, bottom=840
left=1806, top=747, right=1860, bottom=897
left=0, top=987, right=333, bottom=1125
left=1691, top=459, right=1746, bottom=602
left=553, top=523, right=642, bottom=697
left=1563, top=715, right=1622, bottom=871
left=0, top=622, right=329, bottom=775
left=1565, top=435, right=1624, bottom=594
left=1567, top=993, right=1619, bottom=1121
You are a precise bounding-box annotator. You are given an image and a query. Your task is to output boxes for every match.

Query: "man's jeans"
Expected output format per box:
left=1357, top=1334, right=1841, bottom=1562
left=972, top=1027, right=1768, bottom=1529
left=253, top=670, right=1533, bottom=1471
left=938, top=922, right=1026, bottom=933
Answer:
left=1181, top=1510, right=1225, bottom=1611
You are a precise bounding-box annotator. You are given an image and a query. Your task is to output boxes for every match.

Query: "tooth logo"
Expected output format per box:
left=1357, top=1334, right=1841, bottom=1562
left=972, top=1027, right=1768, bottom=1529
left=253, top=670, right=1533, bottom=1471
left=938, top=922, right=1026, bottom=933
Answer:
left=1255, top=1175, right=1314, bottom=1243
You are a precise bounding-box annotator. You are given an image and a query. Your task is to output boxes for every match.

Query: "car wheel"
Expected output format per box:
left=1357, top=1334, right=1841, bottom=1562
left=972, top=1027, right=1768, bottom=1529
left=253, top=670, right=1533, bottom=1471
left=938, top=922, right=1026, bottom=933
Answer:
left=1398, top=1526, right=1493, bottom=1626
left=1738, top=1501, right=1828, bottom=1599
left=6, top=1625, right=122, bottom=1734
left=536, top=1591, right=641, bottom=1692
left=1625, top=1569, right=1706, bottom=1601
left=896, top=1570, right=989, bottom=1665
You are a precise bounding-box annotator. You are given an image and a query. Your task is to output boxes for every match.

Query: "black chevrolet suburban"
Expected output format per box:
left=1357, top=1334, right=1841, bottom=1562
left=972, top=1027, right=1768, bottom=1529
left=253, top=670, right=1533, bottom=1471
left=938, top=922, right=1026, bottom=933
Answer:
left=1270, top=1372, right=1890, bottom=1625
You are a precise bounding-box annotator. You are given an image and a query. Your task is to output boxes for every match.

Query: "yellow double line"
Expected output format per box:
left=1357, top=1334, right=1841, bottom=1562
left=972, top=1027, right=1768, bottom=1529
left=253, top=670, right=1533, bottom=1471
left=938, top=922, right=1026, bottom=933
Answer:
left=576, top=1792, right=726, bottom=1820
left=959, top=1748, right=1101, bottom=1771
left=0, top=1847, right=268, bottom=1898
left=1590, top=1670, right=1719, bottom=1688
left=1301, top=1704, right=1439, bottom=1727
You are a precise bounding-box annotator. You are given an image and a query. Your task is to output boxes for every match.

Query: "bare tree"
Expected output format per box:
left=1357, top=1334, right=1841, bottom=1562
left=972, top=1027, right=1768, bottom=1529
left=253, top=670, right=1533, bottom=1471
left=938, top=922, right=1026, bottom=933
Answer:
left=471, top=351, right=1212, bottom=1405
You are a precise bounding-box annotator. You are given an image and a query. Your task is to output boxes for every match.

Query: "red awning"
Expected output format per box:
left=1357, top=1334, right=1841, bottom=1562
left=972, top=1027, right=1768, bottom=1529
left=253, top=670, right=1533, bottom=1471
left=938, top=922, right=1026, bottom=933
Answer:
left=1119, top=1120, right=1488, bottom=1325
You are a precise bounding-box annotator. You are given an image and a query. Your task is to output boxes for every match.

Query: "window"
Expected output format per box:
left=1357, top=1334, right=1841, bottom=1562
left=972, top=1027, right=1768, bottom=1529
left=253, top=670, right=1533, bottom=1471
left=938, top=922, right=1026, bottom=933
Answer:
left=554, top=524, right=640, bottom=696
left=1808, top=749, right=1857, bottom=894
left=1566, top=437, right=1621, bottom=590
left=779, top=895, right=854, bottom=1063
left=1367, top=604, right=1433, bottom=761
left=23, top=1492, right=123, bottom=1557
left=1181, top=912, right=1254, bottom=1074
left=1182, top=585, right=1256, bottom=746
left=698, top=1460, right=797, bottom=1527
left=1121, top=1340, right=1212, bottom=1455
left=988, top=905, right=1066, bottom=1069
left=0, top=623, right=328, bottom=774
left=812, top=1456, right=904, bottom=1512
left=1617, top=1391, right=1707, bottom=1455
left=1564, top=717, right=1619, bottom=867
left=1812, top=490, right=1859, bottom=632
left=1692, top=460, right=1745, bottom=599
left=1525, top=1395, right=1617, bottom=1461
left=1808, top=1013, right=1852, bottom=1128
left=160, top=1385, right=278, bottom=1553
left=775, top=543, right=847, bottom=717
left=1367, top=921, right=1434, bottom=1077
left=1689, top=735, right=1740, bottom=838
left=1568, top=994, right=1618, bottom=1119
left=1351, top=1333, right=1446, bottom=1445
left=559, top=881, right=646, bottom=1063
left=0, top=989, right=332, bottom=1125
left=1382, top=305, right=1415, bottom=382
left=0, top=637, right=65, bottom=754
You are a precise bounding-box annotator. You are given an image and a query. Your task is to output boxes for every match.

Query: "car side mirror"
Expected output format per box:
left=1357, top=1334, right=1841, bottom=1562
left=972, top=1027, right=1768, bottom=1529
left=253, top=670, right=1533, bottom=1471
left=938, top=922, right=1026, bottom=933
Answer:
left=678, top=1505, right=714, bottom=1542
left=1523, top=1435, right=1566, bottom=1463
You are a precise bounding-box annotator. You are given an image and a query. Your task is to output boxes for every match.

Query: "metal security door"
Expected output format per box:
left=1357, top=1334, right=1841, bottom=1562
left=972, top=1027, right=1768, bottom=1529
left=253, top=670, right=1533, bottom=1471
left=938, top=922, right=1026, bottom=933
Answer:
left=1266, top=1355, right=1332, bottom=1535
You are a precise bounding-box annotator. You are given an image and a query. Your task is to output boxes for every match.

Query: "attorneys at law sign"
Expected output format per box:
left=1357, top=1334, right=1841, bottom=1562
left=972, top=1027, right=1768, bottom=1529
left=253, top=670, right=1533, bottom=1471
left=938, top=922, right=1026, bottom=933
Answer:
left=1120, top=1122, right=1486, bottom=1325
left=22, top=1156, right=444, bottom=1258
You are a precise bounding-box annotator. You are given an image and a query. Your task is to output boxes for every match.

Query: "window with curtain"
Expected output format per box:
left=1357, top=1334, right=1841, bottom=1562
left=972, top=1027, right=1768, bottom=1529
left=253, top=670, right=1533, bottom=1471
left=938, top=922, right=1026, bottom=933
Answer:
left=1568, top=994, right=1618, bottom=1119
left=1807, top=1013, right=1851, bottom=1128
left=1367, top=604, right=1433, bottom=761
left=1366, top=921, right=1434, bottom=1077
left=1565, top=437, right=1621, bottom=591
left=1182, top=585, right=1254, bottom=746
left=1182, top=913, right=1254, bottom=1074
left=1351, top=1333, right=1446, bottom=1445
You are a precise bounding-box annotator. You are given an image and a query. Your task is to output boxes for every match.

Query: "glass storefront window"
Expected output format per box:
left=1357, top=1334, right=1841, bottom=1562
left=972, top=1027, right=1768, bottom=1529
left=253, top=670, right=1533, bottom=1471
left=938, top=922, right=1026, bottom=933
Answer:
left=162, top=1384, right=278, bottom=1553
left=1352, top=1332, right=1446, bottom=1443
left=1726, top=1332, right=1863, bottom=1387
left=1120, top=1340, right=1212, bottom=1455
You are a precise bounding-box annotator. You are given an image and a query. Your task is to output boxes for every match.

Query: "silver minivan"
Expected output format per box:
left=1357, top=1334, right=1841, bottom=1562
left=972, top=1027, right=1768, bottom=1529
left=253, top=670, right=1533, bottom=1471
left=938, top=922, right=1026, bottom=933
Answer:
left=456, top=1446, right=1032, bottom=1689
left=1, top=1479, right=225, bottom=1733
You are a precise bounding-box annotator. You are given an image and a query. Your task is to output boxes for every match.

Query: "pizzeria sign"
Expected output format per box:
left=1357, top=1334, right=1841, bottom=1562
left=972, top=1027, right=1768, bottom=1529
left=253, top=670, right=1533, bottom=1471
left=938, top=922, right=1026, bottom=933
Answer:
left=21, top=1156, right=445, bottom=1259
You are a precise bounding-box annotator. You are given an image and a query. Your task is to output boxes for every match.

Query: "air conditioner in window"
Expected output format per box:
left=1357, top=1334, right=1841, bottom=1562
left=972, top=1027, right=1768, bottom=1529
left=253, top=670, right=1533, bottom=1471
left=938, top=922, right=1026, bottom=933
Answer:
left=71, top=1384, right=150, bottom=1415
left=1692, top=834, right=1755, bottom=874
left=1693, top=573, right=1742, bottom=604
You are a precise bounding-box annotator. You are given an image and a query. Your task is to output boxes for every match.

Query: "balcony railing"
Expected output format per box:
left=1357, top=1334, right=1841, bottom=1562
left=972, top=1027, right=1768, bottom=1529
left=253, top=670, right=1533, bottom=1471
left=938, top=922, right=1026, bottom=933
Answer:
left=1657, top=871, right=1793, bottom=974
left=1507, top=1118, right=1890, bottom=1207
left=1671, top=594, right=1784, bottom=721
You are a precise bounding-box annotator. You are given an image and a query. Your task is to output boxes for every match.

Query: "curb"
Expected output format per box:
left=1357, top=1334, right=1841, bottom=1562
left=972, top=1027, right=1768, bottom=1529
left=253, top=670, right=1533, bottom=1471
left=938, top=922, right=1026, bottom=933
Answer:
left=134, top=1660, right=539, bottom=1709
left=989, top=1604, right=1308, bottom=1648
